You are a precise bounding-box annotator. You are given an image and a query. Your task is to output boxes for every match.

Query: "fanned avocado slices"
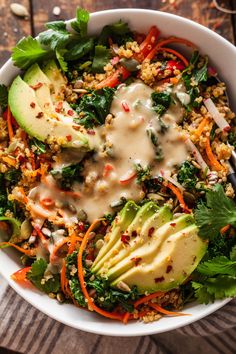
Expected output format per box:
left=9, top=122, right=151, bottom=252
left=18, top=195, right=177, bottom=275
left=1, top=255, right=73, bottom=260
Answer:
left=8, top=60, right=89, bottom=150
left=92, top=202, right=207, bottom=294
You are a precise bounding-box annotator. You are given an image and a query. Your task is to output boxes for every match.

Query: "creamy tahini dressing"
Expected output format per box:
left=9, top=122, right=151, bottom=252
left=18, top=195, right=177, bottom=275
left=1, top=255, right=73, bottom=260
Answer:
left=28, top=81, right=189, bottom=222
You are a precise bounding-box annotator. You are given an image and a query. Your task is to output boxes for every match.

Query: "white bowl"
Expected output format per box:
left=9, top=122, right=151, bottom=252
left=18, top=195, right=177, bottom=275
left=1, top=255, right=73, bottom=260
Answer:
left=0, top=8, right=235, bottom=336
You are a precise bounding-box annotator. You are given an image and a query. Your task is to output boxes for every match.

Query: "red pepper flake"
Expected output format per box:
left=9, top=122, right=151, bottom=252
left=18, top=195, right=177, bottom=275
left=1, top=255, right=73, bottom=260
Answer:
left=122, top=102, right=130, bottom=112
left=154, top=276, right=165, bottom=283
left=131, top=230, right=137, bottom=237
left=87, top=129, right=95, bottom=135
left=55, top=101, right=63, bottom=113
left=66, top=135, right=72, bottom=142
left=78, top=222, right=85, bottom=231
left=148, top=227, right=155, bottom=237
left=121, top=234, right=130, bottom=245
left=36, top=112, right=44, bottom=119
left=170, top=223, right=176, bottom=227
left=67, top=109, right=74, bottom=116
left=166, top=265, right=173, bottom=274
left=131, top=257, right=142, bottom=266
left=30, top=102, right=36, bottom=108
left=30, top=82, right=43, bottom=90
left=18, top=155, right=27, bottom=163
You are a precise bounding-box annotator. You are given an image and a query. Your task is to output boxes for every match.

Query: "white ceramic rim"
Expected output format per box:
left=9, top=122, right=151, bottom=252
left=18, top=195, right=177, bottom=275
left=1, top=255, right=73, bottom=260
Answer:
left=0, top=8, right=234, bottom=336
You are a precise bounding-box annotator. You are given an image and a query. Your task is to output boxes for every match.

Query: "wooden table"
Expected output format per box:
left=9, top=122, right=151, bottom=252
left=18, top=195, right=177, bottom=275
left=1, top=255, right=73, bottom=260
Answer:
left=0, top=0, right=236, bottom=66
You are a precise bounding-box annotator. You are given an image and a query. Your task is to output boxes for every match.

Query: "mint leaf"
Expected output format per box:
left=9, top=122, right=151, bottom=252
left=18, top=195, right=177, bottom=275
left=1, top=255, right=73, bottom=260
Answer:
left=92, top=45, right=111, bottom=73
left=197, top=256, right=236, bottom=276
left=0, top=84, right=8, bottom=111
left=27, top=259, right=60, bottom=294
left=12, top=36, right=47, bottom=70
left=195, top=184, right=236, bottom=239
left=56, top=49, right=68, bottom=72
left=70, top=8, right=89, bottom=37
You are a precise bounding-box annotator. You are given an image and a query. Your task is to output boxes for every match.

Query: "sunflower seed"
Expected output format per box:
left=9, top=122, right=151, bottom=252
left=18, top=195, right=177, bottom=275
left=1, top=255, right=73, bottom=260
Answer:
left=52, top=6, right=61, bottom=16
left=10, top=3, right=29, bottom=18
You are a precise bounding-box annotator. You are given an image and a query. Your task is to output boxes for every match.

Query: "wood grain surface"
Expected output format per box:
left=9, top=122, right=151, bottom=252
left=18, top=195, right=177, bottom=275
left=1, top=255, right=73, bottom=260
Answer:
left=0, top=0, right=235, bottom=67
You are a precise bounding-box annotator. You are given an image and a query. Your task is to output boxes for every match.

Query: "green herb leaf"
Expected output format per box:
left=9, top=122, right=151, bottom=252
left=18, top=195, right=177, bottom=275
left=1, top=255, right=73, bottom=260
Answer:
left=0, top=84, right=8, bottom=111
left=70, top=8, right=89, bottom=37
left=134, top=163, right=151, bottom=184
left=39, top=26, right=71, bottom=50
left=146, top=128, right=163, bottom=161
left=51, top=162, right=84, bottom=190
left=12, top=36, right=48, bottom=70
left=29, top=137, right=46, bottom=155
left=74, top=88, right=115, bottom=128
left=64, top=37, right=94, bottom=61
left=92, top=45, right=111, bottom=73
left=98, top=21, right=133, bottom=46
left=197, top=256, right=236, bottom=276
left=27, top=259, right=60, bottom=294
left=151, top=92, right=171, bottom=117
left=195, top=184, right=236, bottom=239
left=56, top=49, right=68, bottom=72
left=177, top=161, right=198, bottom=190
left=230, top=245, right=236, bottom=261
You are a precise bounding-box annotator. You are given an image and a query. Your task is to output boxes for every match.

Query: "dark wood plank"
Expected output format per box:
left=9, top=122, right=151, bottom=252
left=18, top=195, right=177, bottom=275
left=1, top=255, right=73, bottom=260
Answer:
left=32, top=0, right=235, bottom=43
left=0, top=0, right=32, bottom=67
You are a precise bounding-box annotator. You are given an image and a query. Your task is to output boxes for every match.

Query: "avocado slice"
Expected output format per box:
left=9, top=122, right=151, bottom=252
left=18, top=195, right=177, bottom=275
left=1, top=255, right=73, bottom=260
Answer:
left=42, top=59, right=67, bottom=102
left=106, top=213, right=194, bottom=281
left=8, top=75, right=89, bottom=149
left=92, top=202, right=159, bottom=274
left=92, top=201, right=140, bottom=268
left=112, top=224, right=207, bottom=293
left=94, top=204, right=171, bottom=275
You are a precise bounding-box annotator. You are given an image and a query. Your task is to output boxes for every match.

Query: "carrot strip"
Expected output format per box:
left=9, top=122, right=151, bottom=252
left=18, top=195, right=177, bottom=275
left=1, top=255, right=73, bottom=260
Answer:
left=166, top=182, right=192, bottom=213
left=68, top=227, right=77, bottom=254
left=78, top=219, right=124, bottom=321
left=2, top=156, right=17, bottom=167
left=152, top=47, right=189, bottom=67
left=146, top=37, right=196, bottom=61
left=220, top=224, right=231, bottom=234
left=134, top=291, right=164, bottom=308
left=34, top=226, right=48, bottom=247
left=136, top=26, right=160, bottom=61
left=50, top=235, right=83, bottom=264
left=194, top=118, right=209, bottom=139
left=148, top=302, right=189, bottom=316
left=7, top=107, right=14, bottom=141
left=96, top=66, right=130, bottom=89
left=0, top=242, right=36, bottom=256
left=11, top=266, right=32, bottom=282
left=122, top=312, right=130, bottom=324
left=205, top=137, right=224, bottom=171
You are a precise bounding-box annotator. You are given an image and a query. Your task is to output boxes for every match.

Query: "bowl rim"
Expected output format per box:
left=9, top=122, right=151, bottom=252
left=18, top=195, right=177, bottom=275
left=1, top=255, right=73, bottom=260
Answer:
left=0, top=7, right=234, bottom=336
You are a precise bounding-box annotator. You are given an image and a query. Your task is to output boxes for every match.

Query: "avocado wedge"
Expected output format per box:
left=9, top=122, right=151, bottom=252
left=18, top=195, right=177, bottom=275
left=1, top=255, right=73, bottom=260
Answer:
left=8, top=74, right=89, bottom=149
left=112, top=224, right=207, bottom=293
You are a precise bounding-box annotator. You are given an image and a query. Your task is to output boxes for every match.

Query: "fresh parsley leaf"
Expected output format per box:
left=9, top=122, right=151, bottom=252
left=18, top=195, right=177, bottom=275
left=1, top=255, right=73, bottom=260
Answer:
left=177, top=161, right=198, bottom=190
left=0, top=84, right=8, bottom=111
left=27, top=259, right=60, bottom=294
left=70, top=8, right=89, bottom=37
left=12, top=36, right=48, bottom=70
left=151, top=92, right=171, bottom=117
left=197, top=256, right=236, bottom=276
left=29, top=137, right=46, bottom=155
left=46, top=21, right=67, bottom=32
left=98, top=21, right=133, bottom=46
left=51, top=162, right=84, bottom=190
left=192, top=281, right=214, bottom=304
left=56, top=49, right=68, bottom=72
left=74, top=88, right=115, bottom=128
left=64, top=37, right=94, bottom=61
left=92, top=45, right=111, bottom=73
left=195, top=184, right=236, bottom=240
left=39, top=24, right=71, bottom=50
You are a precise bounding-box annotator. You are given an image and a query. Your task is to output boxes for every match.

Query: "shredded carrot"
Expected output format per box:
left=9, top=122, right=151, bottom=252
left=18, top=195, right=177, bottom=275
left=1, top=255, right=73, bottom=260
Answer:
left=68, top=227, right=77, bottom=254
left=2, top=156, right=17, bottom=167
left=152, top=47, right=189, bottom=67
left=194, top=118, right=209, bottom=139
left=78, top=219, right=124, bottom=321
left=146, top=37, right=196, bottom=61
left=220, top=224, right=231, bottom=234
left=17, top=187, right=29, bottom=204
left=135, top=26, right=160, bottom=61
left=170, top=77, right=179, bottom=85
left=96, top=66, right=130, bottom=89
left=34, top=226, right=48, bottom=247
left=7, top=107, right=14, bottom=141
left=50, top=235, right=83, bottom=264
left=122, top=311, right=130, bottom=324
left=148, top=302, right=189, bottom=316
left=166, top=182, right=192, bottom=213
left=0, top=242, right=36, bottom=256
left=205, top=137, right=224, bottom=172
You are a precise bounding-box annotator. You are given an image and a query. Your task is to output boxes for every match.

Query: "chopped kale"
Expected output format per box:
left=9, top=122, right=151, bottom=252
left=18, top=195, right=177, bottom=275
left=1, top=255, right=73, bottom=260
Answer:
left=51, top=162, right=84, bottom=190
left=177, top=161, right=198, bottom=190
left=151, top=91, right=171, bottom=117
left=0, top=84, right=8, bottom=111
left=134, top=163, right=151, bottom=184
left=228, top=131, right=236, bottom=149
left=66, top=251, right=140, bottom=311
left=73, top=88, right=115, bottom=128
left=146, top=128, right=163, bottom=161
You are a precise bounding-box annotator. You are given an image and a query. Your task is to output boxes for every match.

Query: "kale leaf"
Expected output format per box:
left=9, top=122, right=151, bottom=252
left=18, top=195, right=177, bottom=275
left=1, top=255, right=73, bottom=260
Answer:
left=151, top=92, right=171, bottom=117
left=27, top=259, right=60, bottom=294
left=194, top=184, right=236, bottom=240
left=0, top=84, right=8, bottom=111
left=73, top=88, right=115, bottom=128
left=51, top=162, right=84, bottom=190
left=177, top=161, right=198, bottom=190
left=146, top=128, right=163, bottom=161
left=134, top=163, right=151, bottom=184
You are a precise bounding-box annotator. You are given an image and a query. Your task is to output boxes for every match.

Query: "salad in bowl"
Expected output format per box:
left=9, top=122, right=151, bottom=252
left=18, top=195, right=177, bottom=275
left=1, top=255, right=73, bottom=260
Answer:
left=1, top=7, right=236, bottom=326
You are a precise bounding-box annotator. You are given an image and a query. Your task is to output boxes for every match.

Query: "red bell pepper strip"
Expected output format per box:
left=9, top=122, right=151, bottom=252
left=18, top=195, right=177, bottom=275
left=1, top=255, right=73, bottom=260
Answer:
left=96, top=66, right=131, bottom=89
